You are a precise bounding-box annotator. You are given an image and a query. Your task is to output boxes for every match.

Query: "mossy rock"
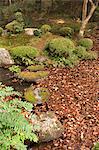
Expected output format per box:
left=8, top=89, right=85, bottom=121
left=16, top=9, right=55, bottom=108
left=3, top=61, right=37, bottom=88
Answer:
left=27, top=65, right=45, bottom=72
left=24, top=87, right=49, bottom=104
left=17, top=71, right=49, bottom=82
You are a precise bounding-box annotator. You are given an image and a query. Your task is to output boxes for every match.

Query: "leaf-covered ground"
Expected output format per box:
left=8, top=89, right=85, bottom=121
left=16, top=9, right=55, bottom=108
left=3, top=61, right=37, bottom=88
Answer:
left=32, top=31, right=99, bottom=150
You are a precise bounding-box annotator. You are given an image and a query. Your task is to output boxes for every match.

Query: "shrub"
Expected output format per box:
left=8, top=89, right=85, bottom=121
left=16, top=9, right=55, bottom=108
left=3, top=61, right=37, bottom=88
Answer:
left=45, top=38, right=75, bottom=58
left=9, top=65, right=21, bottom=73
left=0, top=27, right=3, bottom=36
left=92, top=142, right=99, bottom=150
left=59, top=27, right=74, bottom=37
left=41, top=24, right=51, bottom=33
left=10, top=46, right=40, bottom=59
left=74, top=46, right=98, bottom=60
left=15, top=12, right=24, bottom=23
left=78, top=38, right=93, bottom=50
left=0, top=83, right=38, bottom=150
left=51, top=25, right=61, bottom=35
left=34, top=29, right=42, bottom=37
left=5, top=20, right=24, bottom=33
left=69, top=22, right=81, bottom=33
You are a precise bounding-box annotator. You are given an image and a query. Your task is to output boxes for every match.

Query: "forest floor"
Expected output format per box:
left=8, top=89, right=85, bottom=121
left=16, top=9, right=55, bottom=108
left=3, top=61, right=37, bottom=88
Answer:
left=31, top=30, right=99, bottom=150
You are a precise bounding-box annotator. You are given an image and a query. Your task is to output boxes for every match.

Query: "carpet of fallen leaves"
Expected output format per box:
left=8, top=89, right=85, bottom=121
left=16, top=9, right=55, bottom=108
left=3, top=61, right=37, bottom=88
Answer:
left=32, top=30, right=99, bottom=150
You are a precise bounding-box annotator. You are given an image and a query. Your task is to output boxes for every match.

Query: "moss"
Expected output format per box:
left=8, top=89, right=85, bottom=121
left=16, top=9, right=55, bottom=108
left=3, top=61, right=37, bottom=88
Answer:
left=27, top=65, right=44, bottom=72
left=24, top=87, right=49, bottom=104
left=10, top=46, right=40, bottom=59
left=24, top=87, right=37, bottom=103
left=78, top=38, right=93, bottom=50
left=45, top=38, right=75, bottom=58
left=18, top=71, right=49, bottom=82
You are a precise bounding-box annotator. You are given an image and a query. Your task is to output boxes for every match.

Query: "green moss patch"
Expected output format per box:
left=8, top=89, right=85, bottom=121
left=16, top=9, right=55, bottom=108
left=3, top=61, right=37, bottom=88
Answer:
left=18, top=71, right=49, bottom=82
left=24, top=87, right=49, bottom=104
left=27, top=65, right=45, bottom=72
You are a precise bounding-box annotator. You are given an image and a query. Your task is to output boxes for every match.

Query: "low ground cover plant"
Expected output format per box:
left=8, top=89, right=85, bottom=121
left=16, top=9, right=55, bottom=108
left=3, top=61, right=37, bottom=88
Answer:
left=0, top=82, right=38, bottom=150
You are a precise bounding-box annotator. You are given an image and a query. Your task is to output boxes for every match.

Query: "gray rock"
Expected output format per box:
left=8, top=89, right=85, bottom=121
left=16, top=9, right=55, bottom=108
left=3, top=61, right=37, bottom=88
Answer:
left=0, top=48, right=14, bottom=66
left=24, top=28, right=38, bottom=36
left=31, top=111, right=64, bottom=142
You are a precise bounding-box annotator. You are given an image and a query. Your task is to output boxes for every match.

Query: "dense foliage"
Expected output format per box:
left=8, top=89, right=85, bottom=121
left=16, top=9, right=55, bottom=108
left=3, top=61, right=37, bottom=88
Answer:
left=45, top=37, right=98, bottom=67
left=0, top=82, right=38, bottom=150
left=10, top=46, right=40, bottom=65
left=59, top=27, right=74, bottom=37
left=5, top=12, right=24, bottom=34
left=78, top=38, right=93, bottom=50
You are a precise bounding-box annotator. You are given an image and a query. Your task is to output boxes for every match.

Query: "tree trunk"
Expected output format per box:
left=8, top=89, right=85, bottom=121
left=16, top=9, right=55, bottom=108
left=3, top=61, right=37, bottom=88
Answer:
left=9, top=0, right=12, bottom=5
left=79, top=0, right=98, bottom=38
left=82, top=0, right=88, bottom=21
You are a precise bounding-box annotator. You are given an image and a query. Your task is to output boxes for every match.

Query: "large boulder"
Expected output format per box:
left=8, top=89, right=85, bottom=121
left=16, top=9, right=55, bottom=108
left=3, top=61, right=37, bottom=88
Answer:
left=31, top=111, right=64, bottom=142
left=0, top=48, right=14, bottom=66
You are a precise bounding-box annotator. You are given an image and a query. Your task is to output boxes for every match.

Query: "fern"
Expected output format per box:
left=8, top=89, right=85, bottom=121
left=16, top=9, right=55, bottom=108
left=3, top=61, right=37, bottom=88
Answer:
left=0, top=83, right=38, bottom=150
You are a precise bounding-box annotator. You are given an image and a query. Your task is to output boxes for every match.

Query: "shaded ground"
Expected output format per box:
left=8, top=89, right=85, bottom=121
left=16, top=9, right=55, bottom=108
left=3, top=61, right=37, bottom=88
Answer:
left=0, top=30, right=98, bottom=150
left=31, top=31, right=99, bottom=150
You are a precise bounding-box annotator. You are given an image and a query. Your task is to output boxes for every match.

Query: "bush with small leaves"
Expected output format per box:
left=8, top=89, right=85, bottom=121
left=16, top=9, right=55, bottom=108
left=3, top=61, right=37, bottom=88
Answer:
left=9, top=65, right=21, bottom=73
left=34, top=29, right=42, bottom=37
left=45, top=38, right=75, bottom=58
left=10, top=46, right=40, bottom=65
left=41, top=24, right=51, bottom=33
left=0, top=27, right=3, bottom=36
left=74, top=46, right=98, bottom=60
left=11, top=46, right=40, bottom=59
left=59, top=27, right=74, bottom=37
left=78, top=38, right=93, bottom=50
left=5, top=20, right=24, bottom=33
left=15, top=12, right=24, bottom=23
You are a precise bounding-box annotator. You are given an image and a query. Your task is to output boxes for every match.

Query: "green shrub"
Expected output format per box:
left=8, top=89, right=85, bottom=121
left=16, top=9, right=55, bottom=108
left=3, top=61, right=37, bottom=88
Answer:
left=45, top=38, right=75, bottom=58
left=0, top=83, right=38, bottom=150
left=11, top=46, right=40, bottom=59
left=51, top=25, right=61, bottom=35
left=69, top=22, right=81, bottom=33
left=41, top=24, right=51, bottom=33
left=78, top=38, right=93, bottom=50
left=0, top=27, right=3, bottom=36
left=9, top=65, right=21, bottom=73
left=92, top=142, right=99, bottom=150
left=34, top=29, right=42, bottom=37
left=15, top=12, right=24, bottom=23
left=10, top=46, right=40, bottom=65
left=75, top=46, right=98, bottom=60
left=59, top=27, right=74, bottom=37
left=5, top=20, right=24, bottom=33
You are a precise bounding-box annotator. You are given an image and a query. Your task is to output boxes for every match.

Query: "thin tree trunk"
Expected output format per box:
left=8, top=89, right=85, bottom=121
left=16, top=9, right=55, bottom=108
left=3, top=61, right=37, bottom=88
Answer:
left=9, top=0, right=12, bottom=5
left=79, top=0, right=98, bottom=37
left=82, top=0, right=88, bottom=21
